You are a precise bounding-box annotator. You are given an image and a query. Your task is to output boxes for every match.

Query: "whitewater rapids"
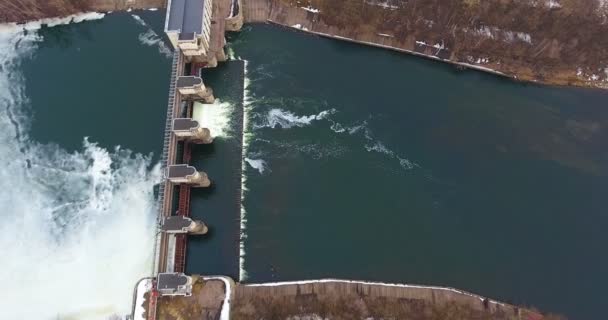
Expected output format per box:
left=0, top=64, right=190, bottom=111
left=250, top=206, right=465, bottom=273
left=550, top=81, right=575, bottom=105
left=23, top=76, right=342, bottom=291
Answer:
left=0, top=16, right=160, bottom=320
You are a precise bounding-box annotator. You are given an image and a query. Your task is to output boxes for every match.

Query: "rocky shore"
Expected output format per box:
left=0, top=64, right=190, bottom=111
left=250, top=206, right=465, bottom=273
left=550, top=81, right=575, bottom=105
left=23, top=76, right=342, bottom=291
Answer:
left=243, top=0, right=608, bottom=89
left=3, top=0, right=607, bottom=89
left=0, top=0, right=164, bottom=24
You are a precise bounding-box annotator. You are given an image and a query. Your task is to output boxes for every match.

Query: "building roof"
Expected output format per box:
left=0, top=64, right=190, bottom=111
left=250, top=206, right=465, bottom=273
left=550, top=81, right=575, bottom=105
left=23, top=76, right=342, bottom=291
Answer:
left=177, top=76, right=203, bottom=88
left=167, top=164, right=197, bottom=178
left=166, top=0, right=206, bottom=35
left=173, top=118, right=200, bottom=131
left=157, top=273, right=192, bottom=296
left=161, top=216, right=193, bottom=232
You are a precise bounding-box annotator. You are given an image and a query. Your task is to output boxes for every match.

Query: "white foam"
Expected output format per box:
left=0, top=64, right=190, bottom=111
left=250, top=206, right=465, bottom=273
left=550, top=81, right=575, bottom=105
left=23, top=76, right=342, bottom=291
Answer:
left=0, top=12, right=105, bottom=32
left=258, top=108, right=336, bottom=129
left=192, top=99, right=235, bottom=138
left=226, top=45, right=237, bottom=60
left=239, top=59, right=252, bottom=281
left=245, top=158, right=270, bottom=174
left=131, top=14, right=172, bottom=59
left=137, top=29, right=172, bottom=59
left=131, top=14, right=147, bottom=27
left=364, top=139, right=416, bottom=171
left=329, top=119, right=416, bottom=171
left=0, top=27, right=160, bottom=320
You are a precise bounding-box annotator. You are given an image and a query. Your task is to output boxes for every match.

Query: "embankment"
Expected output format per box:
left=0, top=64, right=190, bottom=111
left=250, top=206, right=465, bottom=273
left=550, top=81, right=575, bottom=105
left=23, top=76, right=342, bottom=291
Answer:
left=0, top=0, right=165, bottom=24
left=242, top=0, right=608, bottom=89
left=232, top=279, right=561, bottom=319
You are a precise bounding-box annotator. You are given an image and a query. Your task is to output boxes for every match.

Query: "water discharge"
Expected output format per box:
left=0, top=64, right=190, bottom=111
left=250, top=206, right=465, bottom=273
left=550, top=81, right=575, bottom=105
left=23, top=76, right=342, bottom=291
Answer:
left=0, top=23, right=160, bottom=320
left=239, top=59, right=253, bottom=281
left=192, top=99, right=235, bottom=138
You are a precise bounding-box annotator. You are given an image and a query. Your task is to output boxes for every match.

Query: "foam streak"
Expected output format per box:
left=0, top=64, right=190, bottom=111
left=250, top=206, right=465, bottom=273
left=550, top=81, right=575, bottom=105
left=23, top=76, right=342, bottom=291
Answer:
left=0, top=26, right=160, bottom=320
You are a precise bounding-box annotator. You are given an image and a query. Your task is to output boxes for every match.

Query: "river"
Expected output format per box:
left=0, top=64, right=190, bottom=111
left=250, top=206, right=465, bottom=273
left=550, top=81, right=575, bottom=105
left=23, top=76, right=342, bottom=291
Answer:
left=1, top=11, right=606, bottom=320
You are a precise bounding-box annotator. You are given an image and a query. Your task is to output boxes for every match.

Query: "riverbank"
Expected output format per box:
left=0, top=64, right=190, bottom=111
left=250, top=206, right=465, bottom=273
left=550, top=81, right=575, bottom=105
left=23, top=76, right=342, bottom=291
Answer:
left=0, top=0, right=164, bottom=24
left=140, top=277, right=561, bottom=319
left=242, top=0, right=608, bottom=90
left=234, top=280, right=557, bottom=319
left=3, top=0, right=607, bottom=89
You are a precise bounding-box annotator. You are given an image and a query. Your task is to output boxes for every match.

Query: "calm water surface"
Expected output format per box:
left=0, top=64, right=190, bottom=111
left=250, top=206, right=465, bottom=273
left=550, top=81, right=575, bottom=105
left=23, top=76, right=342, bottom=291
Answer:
left=233, top=25, right=608, bottom=320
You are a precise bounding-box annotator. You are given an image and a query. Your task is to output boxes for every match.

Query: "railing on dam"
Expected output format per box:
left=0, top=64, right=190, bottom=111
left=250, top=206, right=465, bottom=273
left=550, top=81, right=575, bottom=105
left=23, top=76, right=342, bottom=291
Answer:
left=152, top=52, right=181, bottom=275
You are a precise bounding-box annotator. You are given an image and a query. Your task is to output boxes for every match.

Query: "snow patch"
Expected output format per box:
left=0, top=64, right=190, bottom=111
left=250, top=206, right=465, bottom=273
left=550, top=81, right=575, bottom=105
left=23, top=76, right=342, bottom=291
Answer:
left=245, top=279, right=506, bottom=306
left=301, top=6, right=320, bottom=13
left=133, top=279, right=153, bottom=320
left=203, top=277, right=232, bottom=320
left=468, top=26, right=532, bottom=44
left=546, top=0, right=562, bottom=8
left=291, top=24, right=309, bottom=31
left=0, top=12, right=105, bottom=32
left=364, top=0, right=399, bottom=10
left=598, top=0, right=608, bottom=21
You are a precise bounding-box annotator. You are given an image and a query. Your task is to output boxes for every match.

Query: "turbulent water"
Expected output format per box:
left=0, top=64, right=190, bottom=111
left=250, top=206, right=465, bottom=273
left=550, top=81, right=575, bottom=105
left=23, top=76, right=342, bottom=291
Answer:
left=0, top=13, right=166, bottom=320
left=3, top=11, right=608, bottom=320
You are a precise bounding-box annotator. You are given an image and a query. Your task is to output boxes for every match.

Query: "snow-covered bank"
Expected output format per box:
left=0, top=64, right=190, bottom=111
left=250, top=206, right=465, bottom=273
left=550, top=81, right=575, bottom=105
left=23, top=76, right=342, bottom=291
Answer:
left=0, top=12, right=105, bottom=32
left=203, top=276, right=233, bottom=320
left=245, top=278, right=506, bottom=306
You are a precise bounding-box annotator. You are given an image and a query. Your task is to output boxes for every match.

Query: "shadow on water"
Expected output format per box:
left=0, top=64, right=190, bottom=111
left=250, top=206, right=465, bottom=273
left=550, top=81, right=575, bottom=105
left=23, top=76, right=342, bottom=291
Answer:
left=185, top=60, right=245, bottom=281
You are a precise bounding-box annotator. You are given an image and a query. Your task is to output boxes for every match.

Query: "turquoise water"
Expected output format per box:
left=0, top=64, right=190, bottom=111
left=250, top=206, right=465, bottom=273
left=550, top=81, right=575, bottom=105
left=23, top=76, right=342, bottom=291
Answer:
left=4, top=12, right=608, bottom=320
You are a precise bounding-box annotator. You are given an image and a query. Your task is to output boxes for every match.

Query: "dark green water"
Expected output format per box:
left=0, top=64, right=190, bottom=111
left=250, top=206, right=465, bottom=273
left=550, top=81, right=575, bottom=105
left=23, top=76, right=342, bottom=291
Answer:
left=13, top=13, right=608, bottom=320
left=185, top=61, right=245, bottom=280
left=23, top=11, right=170, bottom=155
left=233, top=25, right=608, bottom=320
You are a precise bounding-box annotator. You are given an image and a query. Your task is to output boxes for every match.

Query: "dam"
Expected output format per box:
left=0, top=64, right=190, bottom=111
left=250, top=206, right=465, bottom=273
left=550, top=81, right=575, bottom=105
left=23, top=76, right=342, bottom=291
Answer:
left=1, top=0, right=606, bottom=318
left=129, top=1, right=554, bottom=319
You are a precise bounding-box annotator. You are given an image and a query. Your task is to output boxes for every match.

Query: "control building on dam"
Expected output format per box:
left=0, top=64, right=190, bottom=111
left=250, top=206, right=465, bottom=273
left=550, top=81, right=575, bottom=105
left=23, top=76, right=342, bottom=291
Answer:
left=129, top=1, right=549, bottom=319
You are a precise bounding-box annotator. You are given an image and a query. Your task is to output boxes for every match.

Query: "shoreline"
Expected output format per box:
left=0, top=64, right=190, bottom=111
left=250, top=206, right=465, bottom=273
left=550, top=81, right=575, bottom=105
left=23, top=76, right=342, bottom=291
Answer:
left=267, top=20, right=608, bottom=93
left=3, top=0, right=607, bottom=91
left=241, top=0, right=608, bottom=91
left=0, top=0, right=164, bottom=25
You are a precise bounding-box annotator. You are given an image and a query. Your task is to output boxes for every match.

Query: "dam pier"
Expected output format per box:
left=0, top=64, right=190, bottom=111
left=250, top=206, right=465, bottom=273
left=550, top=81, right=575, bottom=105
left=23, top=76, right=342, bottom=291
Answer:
left=130, top=1, right=550, bottom=319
